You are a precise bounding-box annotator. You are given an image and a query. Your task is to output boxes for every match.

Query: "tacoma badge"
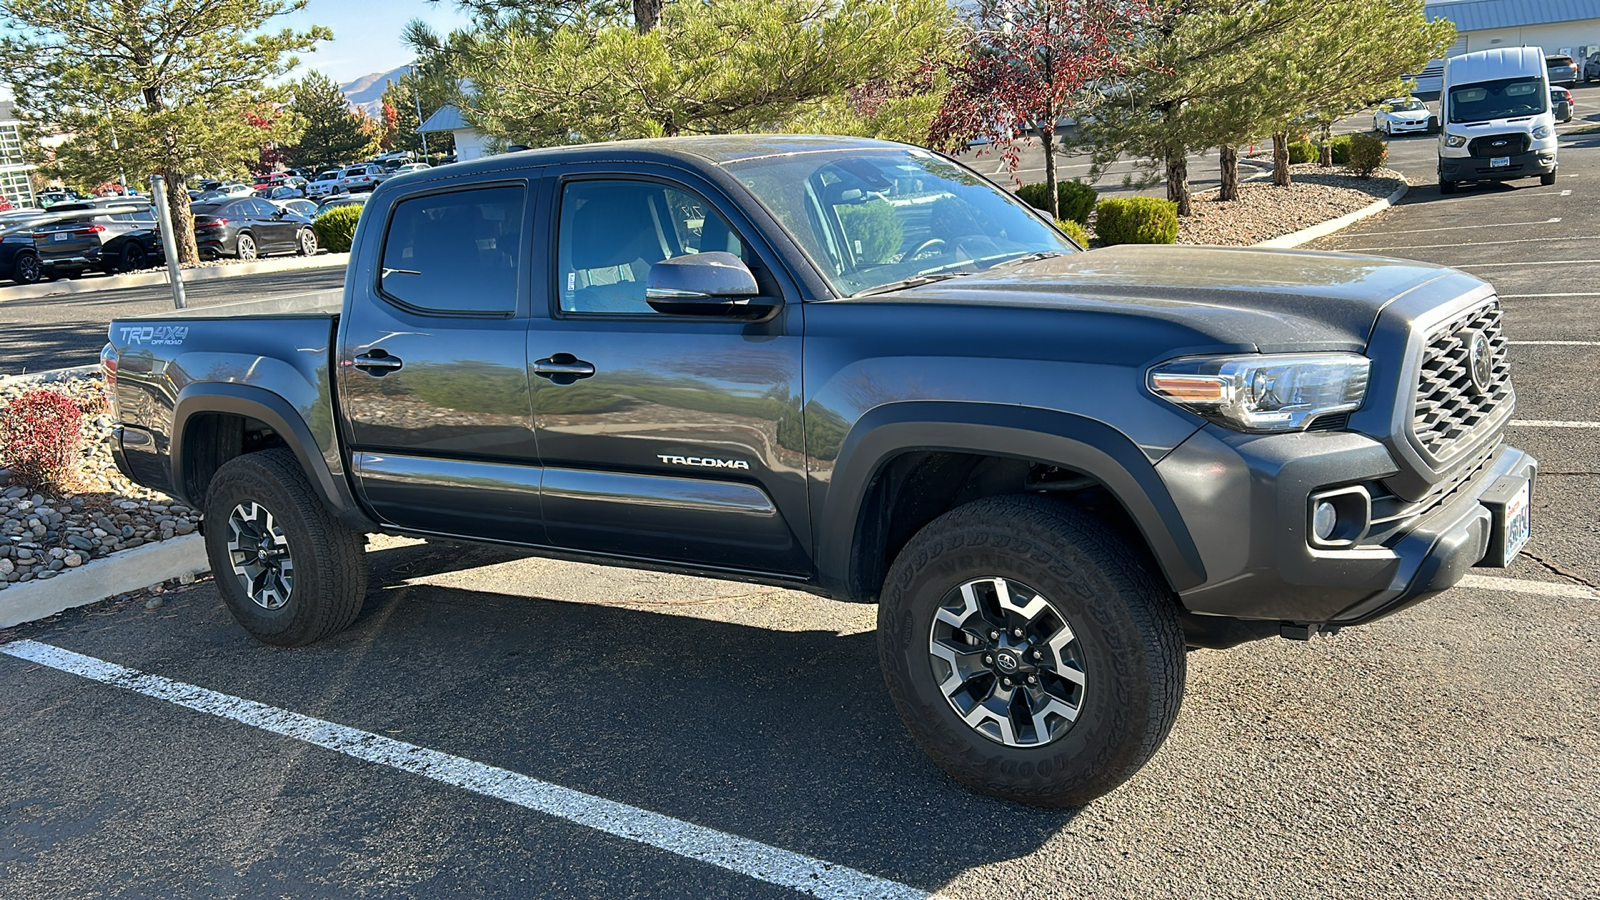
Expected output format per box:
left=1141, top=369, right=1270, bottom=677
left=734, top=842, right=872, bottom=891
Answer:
left=657, top=455, right=751, bottom=470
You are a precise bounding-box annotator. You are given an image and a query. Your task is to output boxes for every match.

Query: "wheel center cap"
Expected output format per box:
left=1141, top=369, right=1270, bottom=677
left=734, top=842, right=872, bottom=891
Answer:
left=994, top=652, right=1019, bottom=674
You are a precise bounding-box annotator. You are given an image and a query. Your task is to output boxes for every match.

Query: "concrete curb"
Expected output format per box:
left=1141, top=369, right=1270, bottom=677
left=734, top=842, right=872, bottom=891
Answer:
left=0, top=534, right=209, bottom=629
left=0, top=365, right=100, bottom=387
left=0, top=253, right=348, bottom=302
left=1253, top=181, right=1410, bottom=249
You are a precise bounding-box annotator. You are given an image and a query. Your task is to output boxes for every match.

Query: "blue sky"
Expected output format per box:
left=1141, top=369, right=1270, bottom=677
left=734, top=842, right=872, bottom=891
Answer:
left=281, top=0, right=476, bottom=85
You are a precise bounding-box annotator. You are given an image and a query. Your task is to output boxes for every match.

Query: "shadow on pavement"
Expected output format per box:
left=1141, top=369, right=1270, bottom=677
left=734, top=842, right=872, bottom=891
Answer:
left=0, top=319, right=111, bottom=375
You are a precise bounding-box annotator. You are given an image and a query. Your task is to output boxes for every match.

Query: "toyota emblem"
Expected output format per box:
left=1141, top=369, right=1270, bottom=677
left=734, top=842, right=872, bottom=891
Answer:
left=1468, top=331, right=1493, bottom=396
left=995, top=653, right=1018, bottom=673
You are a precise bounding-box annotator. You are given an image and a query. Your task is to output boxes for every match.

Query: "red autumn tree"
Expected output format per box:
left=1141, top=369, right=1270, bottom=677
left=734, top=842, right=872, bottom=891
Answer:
left=929, top=0, right=1154, bottom=219
left=381, top=101, right=400, bottom=151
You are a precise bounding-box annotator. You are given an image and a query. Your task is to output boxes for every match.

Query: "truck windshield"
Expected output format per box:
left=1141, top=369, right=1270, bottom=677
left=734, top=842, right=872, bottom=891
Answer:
left=1448, top=76, right=1548, bottom=123
left=724, top=147, right=1076, bottom=297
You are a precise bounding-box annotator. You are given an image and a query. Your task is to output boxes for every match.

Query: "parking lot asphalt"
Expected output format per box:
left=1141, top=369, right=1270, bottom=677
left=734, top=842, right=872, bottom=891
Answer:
left=4, top=110, right=1600, bottom=898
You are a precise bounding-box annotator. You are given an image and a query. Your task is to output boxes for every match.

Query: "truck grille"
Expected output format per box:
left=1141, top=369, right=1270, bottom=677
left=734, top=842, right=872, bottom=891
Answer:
left=1412, top=300, right=1511, bottom=463
left=1468, top=133, right=1529, bottom=157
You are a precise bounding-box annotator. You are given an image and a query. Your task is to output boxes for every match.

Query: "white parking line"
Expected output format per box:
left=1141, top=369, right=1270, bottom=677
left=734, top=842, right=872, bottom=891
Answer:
left=1508, top=340, right=1600, bottom=346
left=1510, top=419, right=1600, bottom=428
left=1457, top=259, right=1600, bottom=268
left=0, top=640, right=932, bottom=900
left=1501, top=292, right=1600, bottom=298
left=1458, top=574, right=1599, bottom=601
left=1351, top=220, right=1562, bottom=237
left=1340, top=235, right=1596, bottom=252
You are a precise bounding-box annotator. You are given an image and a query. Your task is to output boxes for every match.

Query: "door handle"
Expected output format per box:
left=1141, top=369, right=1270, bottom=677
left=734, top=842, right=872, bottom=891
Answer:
left=352, top=350, right=403, bottom=375
left=533, top=354, right=596, bottom=382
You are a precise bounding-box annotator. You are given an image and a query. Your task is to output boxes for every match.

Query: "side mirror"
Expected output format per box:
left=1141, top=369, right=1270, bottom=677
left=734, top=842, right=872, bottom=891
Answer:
left=645, top=251, right=774, bottom=317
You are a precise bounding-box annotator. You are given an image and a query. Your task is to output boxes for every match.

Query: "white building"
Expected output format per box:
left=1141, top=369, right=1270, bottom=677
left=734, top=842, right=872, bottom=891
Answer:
left=1426, top=0, right=1600, bottom=61
left=417, top=104, right=488, bottom=162
left=0, top=101, right=36, bottom=209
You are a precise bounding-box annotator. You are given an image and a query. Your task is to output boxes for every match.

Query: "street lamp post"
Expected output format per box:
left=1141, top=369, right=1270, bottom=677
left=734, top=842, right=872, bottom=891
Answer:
left=411, top=66, right=429, bottom=160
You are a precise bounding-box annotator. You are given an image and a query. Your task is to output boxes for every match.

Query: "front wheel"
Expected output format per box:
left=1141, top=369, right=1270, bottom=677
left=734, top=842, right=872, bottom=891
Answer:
left=1541, top=172, right=1557, bottom=186
left=203, top=449, right=368, bottom=646
left=297, top=227, right=318, bottom=256
left=1439, top=178, right=1457, bottom=194
left=877, top=494, right=1185, bottom=807
left=235, top=232, right=257, bottom=260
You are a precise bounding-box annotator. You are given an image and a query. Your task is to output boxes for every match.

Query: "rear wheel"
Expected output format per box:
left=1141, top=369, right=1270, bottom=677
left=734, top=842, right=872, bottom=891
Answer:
left=12, top=252, right=41, bottom=285
left=121, top=244, right=147, bottom=273
left=297, top=227, right=317, bottom=256
left=877, top=494, right=1185, bottom=807
left=203, top=449, right=368, bottom=646
left=236, top=232, right=257, bottom=260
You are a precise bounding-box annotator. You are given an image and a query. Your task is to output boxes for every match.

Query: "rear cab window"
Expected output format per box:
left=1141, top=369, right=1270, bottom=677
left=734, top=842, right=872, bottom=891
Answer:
left=379, top=185, right=527, bottom=315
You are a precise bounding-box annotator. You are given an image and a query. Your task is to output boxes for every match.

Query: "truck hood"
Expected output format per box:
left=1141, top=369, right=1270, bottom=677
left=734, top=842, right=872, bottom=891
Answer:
left=881, top=245, right=1468, bottom=351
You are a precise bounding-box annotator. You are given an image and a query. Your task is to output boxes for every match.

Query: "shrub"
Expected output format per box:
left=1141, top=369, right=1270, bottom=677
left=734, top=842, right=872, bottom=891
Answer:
left=1016, top=179, right=1098, bottom=224
left=1287, top=140, right=1317, bottom=164
left=312, top=205, right=363, bottom=254
left=1056, top=218, right=1091, bottom=247
left=1347, top=132, right=1388, bottom=177
left=0, top=389, right=82, bottom=490
left=1323, top=133, right=1354, bottom=165
left=836, top=199, right=902, bottom=264
left=1093, top=197, right=1178, bottom=246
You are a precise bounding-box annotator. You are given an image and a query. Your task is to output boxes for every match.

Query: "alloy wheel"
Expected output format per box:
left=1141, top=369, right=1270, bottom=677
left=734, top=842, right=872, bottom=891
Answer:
left=225, top=500, right=294, bottom=610
left=237, top=234, right=257, bottom=260
left=15, top=254, right=40, bottom=284
left=927, top=576, right=1086, bottom=747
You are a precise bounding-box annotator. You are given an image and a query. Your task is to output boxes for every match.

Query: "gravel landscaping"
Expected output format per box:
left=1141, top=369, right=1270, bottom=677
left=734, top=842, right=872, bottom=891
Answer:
left=1176, top=164, right=1407, bottom=246
left=0, top=375, right=192, bottom=591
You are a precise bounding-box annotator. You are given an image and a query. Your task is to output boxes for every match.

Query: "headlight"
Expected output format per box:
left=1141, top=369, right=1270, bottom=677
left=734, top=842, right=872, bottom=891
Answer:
left=1147, top=353, right=1371, bottom=433
left=1532, top=124, right=1551, bottom=140
left=1444, top=134, right=1467, bottom=148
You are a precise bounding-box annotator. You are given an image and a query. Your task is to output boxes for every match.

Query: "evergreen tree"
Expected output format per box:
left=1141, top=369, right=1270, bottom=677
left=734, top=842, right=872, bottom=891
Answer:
left=0, top=0, right=325, bottom=263
left=287, top=72, right=381, bottom=171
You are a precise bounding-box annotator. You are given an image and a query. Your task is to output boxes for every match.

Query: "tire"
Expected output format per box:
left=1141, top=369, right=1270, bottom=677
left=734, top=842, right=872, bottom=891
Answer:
left=12, top=252, right=41, bottom=285
left=1541, top=173, right=1557, bottom=186
left=203, top=449, right=368, bottom=647
left=236, top=232, right=257, bottom=260
left=122, top=244, right=147, bottom=273
left=297, top=227, right=317, bottom=256
left=1439, top=178, right=1457, bottom=194
left=877, top=494, right=1185, bottom=808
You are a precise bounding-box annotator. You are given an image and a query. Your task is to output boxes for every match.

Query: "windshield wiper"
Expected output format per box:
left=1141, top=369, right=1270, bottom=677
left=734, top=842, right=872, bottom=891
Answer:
left=985, top=250, right=1066, bottom=269
left=852, top=271, right=974, bottom=297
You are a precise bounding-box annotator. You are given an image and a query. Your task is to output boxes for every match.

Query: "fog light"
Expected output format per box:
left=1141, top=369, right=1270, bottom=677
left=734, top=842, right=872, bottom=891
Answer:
left=1313, top=501, right=1339, bottom=541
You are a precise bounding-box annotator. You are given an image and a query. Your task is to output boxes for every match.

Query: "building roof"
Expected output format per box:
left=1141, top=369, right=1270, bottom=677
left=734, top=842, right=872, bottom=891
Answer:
left=0, top=100, right=16, bottom=124
left=417, top=104, right=470, bottom=134
left=1425, top=0, right=1600, bottom=32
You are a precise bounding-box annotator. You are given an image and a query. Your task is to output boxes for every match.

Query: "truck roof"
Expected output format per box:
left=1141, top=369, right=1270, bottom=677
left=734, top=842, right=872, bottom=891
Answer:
left=1444, top=47, right=1546, bottom=86
left=423, top=134, right=910, bottom=180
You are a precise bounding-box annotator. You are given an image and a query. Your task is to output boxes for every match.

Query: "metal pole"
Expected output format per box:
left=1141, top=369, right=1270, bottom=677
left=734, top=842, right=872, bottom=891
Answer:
left=148, top=174, right=187, bottom=310
left=412, top=75, right=430, bottom=160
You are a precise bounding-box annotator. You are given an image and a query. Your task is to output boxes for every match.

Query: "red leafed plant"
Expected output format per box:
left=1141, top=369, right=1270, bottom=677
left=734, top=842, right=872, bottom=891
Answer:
left=0, top=388, right=83, bottom=491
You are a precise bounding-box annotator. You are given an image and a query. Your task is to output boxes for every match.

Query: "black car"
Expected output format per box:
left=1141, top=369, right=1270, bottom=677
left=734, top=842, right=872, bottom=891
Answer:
left=31, top=198, right=160, bottom=277
left=191, top=197, right=318, bottom=260
left=0, top=209, right=50, bottom=284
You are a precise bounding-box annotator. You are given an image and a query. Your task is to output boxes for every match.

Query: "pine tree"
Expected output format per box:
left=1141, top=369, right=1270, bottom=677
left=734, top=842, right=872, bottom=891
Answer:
left=287, top=72, right=381, bottom=172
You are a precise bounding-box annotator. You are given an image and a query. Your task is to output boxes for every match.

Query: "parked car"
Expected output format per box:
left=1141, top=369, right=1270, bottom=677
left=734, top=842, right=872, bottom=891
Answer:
left=394, top=162, right=432, bottom=176
left=306, top=170, right=345, bottom=199
left=35, top=189, right=89, bottom=208
left=217, top=183, right=256, bottom=199
left=269, top=184, right=307, bottom=200
left=1546, top=54, right=1578, bottom=86
left=191, top=197, right=318, bottom=260
left=1373, top=96, right=1436, bottom=135
left=1439, top=48, right=1557, bottom=192
left=1585, top=51, right=1600, bottom=82
left=272, top=198, right=321, bottom=219
left=0, top=209, right=50, bottom=284
left=340, top=163, right=387, bottom=193
left=1551, top=86, right=1574, bottom=122
left=317, top=193, right=369, bottom=212
left=31, top=198, right=160, bottom=277
left=106, top=134, right=1536, bottom=809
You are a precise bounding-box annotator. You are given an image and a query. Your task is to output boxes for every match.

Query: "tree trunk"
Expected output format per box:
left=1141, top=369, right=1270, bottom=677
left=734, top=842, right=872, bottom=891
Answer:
left=1040, top=123, right=1059, bottom=220
left=1166, top=150, right=1190, bottom=216
left=1272, top=132, right=1291, bottom=187
left=1218, top=145, right=1239, bottom=201
left=163, top=169, right=200, bottom=267
left=1319, top=123, right=1333, bottom=167
left=634, top=0, right=662, bottom=33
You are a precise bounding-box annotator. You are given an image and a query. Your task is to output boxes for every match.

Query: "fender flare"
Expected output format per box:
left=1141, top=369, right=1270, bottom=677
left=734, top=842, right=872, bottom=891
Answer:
left=171, top=383, right=377, bottom=531
left=816, top=401, right=1206, bottom=600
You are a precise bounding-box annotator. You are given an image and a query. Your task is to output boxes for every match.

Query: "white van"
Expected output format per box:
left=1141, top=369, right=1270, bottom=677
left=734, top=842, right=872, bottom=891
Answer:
left=1438, top=47, right=1557, bottom=193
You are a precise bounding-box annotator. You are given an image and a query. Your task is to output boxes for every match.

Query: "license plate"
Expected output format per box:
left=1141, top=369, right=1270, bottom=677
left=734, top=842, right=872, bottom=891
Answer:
left=52, top=232, right=68, bottom=241
left=1491, top=156, right=1510, bottom=167
left=1502, top=479, right=1531, bottom=565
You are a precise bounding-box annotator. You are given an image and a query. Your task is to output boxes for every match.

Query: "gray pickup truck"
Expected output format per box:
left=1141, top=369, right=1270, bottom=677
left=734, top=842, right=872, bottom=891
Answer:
left=104, top=136, right=1535, bottom=807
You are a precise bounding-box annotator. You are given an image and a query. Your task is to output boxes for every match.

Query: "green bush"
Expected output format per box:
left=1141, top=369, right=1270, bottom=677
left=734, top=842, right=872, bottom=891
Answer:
left=1056, top=218, right=1091, bottom=247
left=835, top=199, right=902, bottom=264
left=312, top=205, right=363, bottom=254
left=1287, top=140, right=1317, bottom=164
left=1322, top=133, right=1354, bottom=165
left=1347, top=132, right=1388, bottom=177
left=1016, top=179, right=1098, bottom=224
left=1093, top=197, right=1178, bottom=246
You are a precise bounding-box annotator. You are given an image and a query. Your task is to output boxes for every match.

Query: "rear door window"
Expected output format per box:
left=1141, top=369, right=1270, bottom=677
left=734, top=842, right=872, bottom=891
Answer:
left=379, top=185, right=526, bottom=315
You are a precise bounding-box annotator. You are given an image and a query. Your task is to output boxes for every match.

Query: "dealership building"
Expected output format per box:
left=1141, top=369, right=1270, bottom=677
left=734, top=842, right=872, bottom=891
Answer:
left=0, top=101, right=36, bottom=209
left=1426, top=0, right=1600, bottom=61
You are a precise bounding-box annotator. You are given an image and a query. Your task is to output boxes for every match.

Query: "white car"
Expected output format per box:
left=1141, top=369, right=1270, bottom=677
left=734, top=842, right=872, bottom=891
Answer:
left=306, top=170, right=344, bottom=199
left=1374, top=97, right=1436, bottom=135
left=394, top=162, right=432, bottom=175
left=340, top=163, right=386, bottom=193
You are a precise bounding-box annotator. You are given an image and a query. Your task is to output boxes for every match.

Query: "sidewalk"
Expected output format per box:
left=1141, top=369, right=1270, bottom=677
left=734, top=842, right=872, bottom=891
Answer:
left=0, top=252, right=347, bottom=302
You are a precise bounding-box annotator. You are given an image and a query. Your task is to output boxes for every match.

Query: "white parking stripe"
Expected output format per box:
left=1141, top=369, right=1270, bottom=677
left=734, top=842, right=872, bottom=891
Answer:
left=1510, top=419, right=1600, bottom=428
left=1457, top=259, right=1600, bottom=268
left=0, top=640, right=932, bottom=900
left=1501, top=292, right=1600, bottom=298
left=1458, top=574, right=1599, bottom=601
left=1509, top=340, right=1600, bottom=346
left=1339, top=235, right=1595, bottom=252
left=1349, top=220, right=1563, bottom=237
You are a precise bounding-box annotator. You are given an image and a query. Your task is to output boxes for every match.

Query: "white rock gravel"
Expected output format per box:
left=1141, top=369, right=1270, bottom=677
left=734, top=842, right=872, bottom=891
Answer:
left=1176, top=164, right=1407, bottom=247
left=0, top=376, right=192, bottom=590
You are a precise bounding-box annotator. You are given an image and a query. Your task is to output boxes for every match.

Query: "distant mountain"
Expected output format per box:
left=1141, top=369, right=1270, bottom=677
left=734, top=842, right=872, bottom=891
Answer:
left=340, top=66, right=411, bottom=117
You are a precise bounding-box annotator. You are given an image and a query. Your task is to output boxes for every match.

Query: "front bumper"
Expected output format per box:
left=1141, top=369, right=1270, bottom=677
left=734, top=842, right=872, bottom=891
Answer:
left=1440, top=149, right=1556, bottom=182
left=1388, top=119, right=1431, bottom=133
left=1158, top=426, right=1536, bottom=627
